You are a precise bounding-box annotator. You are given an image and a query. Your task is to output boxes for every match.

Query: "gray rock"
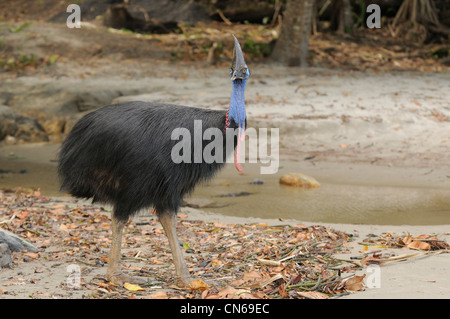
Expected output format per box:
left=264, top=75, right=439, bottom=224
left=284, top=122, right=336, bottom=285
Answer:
left=0, top=228, right=40, bottom=253
left=0, top=105, right=48, bottom=142
left=0, top=77, right=148, bottom=115
left=0, top=243, right=12, bottom=268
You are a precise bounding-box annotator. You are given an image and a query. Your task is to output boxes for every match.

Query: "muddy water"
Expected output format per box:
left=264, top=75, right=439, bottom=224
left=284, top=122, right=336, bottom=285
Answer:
left=0, top=143, right=449, bottom=225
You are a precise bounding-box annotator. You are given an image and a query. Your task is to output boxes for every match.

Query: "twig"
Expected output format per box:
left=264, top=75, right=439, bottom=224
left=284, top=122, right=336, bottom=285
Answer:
left=271, top=0, right=282, bottom=27
left=217, top=9, right=232, bottom=26
left=0, top=214, right=16, bottom=224
left=74, top=258, right=103, bottom=267
left=362, top=250, right=446, bottom=266
left=257, top=258, right=282, bottom=267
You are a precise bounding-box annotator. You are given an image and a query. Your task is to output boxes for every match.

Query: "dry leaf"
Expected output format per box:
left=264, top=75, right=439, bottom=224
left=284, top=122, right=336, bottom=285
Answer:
left=238, top=292, right=259, bottom=299
left=124, top=282, right=145, bottom=291
left=297, top=291, right=330, bottom=299
left=407, top=241, right=431, bottom=250
left=18, top=210, right=28, bottom=219
left=189, top=279, right=209, bottom=291
left=243, top=270, right=263, bottom=282
left=145, top=291, right=168, bottom=299
left=218, top=286, right=238, bottom=298
left=345, top=274, right=366, bottom=291
left=24, top=252, right=39, bottom=259
left=211, top=259, right=223, bottom=267
left=50, top=208, right=66, bottom=215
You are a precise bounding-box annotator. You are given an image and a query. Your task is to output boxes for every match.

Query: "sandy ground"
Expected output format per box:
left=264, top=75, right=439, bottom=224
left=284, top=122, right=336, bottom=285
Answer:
left=0, top=21, right=449, bottom=299
left=0, top=203, right=448, bottom=299
left=184, top=210, right=450, bottom=299
left=1, top=68, right=449, bottom=299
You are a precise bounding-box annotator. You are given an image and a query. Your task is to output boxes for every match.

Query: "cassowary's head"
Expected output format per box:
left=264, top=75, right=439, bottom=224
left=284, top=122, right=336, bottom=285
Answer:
left=230, top=35, right=250, bottom=82
left=228, top=35, right=249, bottom=172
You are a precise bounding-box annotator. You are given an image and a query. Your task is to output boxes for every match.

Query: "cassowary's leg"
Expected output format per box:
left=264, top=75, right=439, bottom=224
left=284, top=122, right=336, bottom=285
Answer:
left=158, top=211, right=193, bottom=287
left=106, top=214, right=146, bottom=286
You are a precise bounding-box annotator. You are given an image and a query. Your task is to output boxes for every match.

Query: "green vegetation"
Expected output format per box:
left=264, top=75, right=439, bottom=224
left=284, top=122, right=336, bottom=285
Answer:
left=8, top=22, right=33, bottom=33
left=243, top=38, right=272, bottom=58
left=0, top=53, right=37, bottom=72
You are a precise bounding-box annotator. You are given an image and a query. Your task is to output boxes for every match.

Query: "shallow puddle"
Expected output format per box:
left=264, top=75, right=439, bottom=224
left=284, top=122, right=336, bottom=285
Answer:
left=1, top=144, right=448, bottom=226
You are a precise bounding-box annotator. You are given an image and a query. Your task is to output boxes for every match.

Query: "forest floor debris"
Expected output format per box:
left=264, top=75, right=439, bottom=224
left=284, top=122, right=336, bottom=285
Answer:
left=0, top=188, right=448, bottom=299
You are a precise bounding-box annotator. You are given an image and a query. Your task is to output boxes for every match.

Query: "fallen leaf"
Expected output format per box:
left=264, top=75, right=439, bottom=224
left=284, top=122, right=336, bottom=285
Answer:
left=24, top=252, right=39, bottom=259
left=370, top=245, right=389, bottom=249
left=18, top=210, right=28, bottom=219
left=218, top=286, right=238, bottom=298
left=407, top=241, right=431, bottom=250
left=297, top=291, right=330, bottom=299
left=189, top=279, right=209, bottom=291
left=211, top=259, right=223, bottom=267
left=399, top=235, right=412, bottom=245
left=124, top=282, right=145, bottom=291
left=51, top=208, right=66, bottom=215
left=243, top=270, right=263, bottom=283
left=345, top=274, right=366, bottom=291
left=145, top=291, right=168, bottom=299
left=238, top=292, right=259, bottom=299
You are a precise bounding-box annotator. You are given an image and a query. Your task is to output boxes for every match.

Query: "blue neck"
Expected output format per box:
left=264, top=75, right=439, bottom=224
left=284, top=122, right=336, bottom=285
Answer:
left=228, top=79, right=247, bottom=129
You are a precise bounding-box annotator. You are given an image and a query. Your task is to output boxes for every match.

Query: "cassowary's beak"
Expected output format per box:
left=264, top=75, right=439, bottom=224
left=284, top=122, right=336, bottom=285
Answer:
left=231, top=34, right=247, bottom=81
left=230, top=35, right=247, bottom=172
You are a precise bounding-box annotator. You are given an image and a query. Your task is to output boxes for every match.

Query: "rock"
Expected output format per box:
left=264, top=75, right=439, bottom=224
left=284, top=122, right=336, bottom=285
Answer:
left=4, top=135, right=17, bottom=145
left=103, top=0, right=211, bottom=33
left=0, top=228, right=40, bottom=253
left=0, top=105, right=48, bottom=143
left=0, top=243, right=12, bottom=268
left=0, top=78, right=147, bottom=115
left=41, top=117, right=66, bottom=136
left=103, top=4, right=178, bottom=34
left=279, top=173, right=320, bottom=188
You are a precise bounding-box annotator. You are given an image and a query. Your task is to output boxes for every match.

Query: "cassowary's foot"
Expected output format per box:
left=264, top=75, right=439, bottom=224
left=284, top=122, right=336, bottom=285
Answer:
left=107, top=271, right=147, bottom=287
left=177, top=275, right=196, bottom=288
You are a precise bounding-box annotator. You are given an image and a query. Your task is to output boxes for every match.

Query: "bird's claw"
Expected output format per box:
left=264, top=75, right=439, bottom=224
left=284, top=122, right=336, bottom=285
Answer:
left=107, top=272, right=147, bottom=287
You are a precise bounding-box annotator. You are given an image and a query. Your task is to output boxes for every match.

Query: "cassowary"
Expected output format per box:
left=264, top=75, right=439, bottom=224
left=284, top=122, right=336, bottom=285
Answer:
left=58, top=35, right=249, bottom=286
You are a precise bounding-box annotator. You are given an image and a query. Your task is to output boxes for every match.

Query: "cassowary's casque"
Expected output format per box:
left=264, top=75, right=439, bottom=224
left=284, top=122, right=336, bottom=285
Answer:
left=58, top=35, right=249, bottom=286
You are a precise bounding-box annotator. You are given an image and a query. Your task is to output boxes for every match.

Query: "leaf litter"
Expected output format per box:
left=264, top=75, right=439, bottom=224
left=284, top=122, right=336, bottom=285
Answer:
left=0, top=188, right=448, bottom=299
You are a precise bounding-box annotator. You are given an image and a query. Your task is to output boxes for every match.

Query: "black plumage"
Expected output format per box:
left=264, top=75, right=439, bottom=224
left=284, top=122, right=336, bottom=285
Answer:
left=58, top=35, right=249, bottom=286
left=58, top=102, right=237, bottom=221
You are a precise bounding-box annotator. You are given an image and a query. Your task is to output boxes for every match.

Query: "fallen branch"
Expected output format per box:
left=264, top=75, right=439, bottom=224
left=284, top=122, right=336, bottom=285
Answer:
left=361, top=250, right=446, bottom=266
left=216, top=9, right=232, bottom=26
left=0, top=228, right=40, bottom=252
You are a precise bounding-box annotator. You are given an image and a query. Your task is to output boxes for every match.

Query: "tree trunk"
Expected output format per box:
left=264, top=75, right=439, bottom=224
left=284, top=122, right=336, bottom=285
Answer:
left=392, top=0, right=440, bottom=27
left=330, top=0, right=353, bottom=33
left=271, top=0, right=315, bottom=67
